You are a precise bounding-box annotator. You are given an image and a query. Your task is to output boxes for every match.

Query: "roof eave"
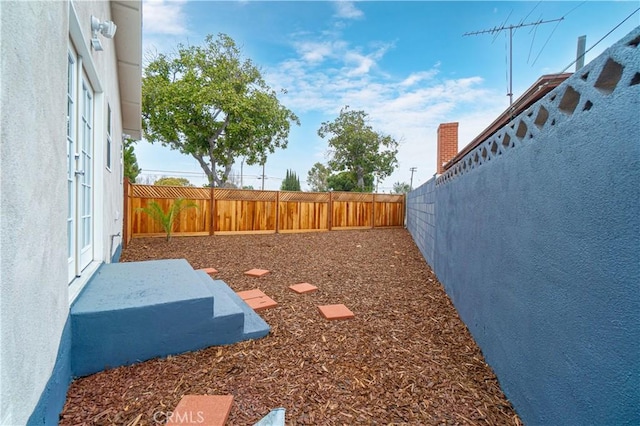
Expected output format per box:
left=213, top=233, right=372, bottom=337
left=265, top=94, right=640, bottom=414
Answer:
left=111, top=0, right=142, bottom=140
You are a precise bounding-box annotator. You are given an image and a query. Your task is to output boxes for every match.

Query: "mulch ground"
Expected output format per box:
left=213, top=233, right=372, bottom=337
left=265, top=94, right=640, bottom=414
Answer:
left=60, top=229, right=521, bottom=425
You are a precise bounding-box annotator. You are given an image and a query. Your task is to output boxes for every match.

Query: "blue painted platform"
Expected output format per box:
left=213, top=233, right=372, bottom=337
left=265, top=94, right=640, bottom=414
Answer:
left=70, top=259, right=270, bottom=377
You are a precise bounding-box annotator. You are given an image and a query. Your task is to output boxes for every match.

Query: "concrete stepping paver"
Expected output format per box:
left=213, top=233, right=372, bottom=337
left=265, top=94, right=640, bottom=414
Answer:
left=289, top=283, right=318, bottom=294
left=244, top=296, right=278, bottom=311
left=237, top=288, right=278, bottom=312
left=236, top=289, right=266, bottom=300
left=166, top=394, right=233, bottom=426
left=244, top=268, right=270, bottom=277
left=318, top=304, right=355, bottom=320
left=198, top=267, right=218, bottom=274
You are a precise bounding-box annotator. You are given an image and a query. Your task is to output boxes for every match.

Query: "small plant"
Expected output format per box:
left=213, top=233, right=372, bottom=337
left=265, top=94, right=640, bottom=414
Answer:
left=136, top=197, right=199, bottom=241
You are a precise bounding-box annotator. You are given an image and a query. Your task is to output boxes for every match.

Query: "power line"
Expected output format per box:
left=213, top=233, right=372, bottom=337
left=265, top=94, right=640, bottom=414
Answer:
left=531, top=18, right=563, bottom=66
left=464, top=17, right=564, bottom=105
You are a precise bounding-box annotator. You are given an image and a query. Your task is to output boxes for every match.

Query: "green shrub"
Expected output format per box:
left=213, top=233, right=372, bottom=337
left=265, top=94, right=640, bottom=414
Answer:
left=136, top=197, right=199, bottom=241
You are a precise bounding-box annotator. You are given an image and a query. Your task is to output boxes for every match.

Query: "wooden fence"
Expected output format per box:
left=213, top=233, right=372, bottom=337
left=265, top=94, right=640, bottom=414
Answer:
left=124, top=181, right=405, bottom=246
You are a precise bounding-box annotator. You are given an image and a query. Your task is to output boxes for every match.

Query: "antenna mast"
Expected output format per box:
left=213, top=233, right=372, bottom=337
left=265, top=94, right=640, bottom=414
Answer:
left=464, top=17, right=564, bottom=105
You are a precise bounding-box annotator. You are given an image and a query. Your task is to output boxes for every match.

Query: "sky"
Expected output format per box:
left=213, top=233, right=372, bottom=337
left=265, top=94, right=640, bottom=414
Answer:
left=136, top=0, right=640, bottom=191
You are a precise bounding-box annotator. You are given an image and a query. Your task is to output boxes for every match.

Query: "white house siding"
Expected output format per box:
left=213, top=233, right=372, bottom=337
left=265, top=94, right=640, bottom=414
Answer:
left=0, top=1, right=140, bottom=423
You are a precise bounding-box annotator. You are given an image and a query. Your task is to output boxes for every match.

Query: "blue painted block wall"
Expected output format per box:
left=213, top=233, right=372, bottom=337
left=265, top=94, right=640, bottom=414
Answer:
left=408, top=28, right=640, bottom=424
left=406, top=177, right=436, bottom=268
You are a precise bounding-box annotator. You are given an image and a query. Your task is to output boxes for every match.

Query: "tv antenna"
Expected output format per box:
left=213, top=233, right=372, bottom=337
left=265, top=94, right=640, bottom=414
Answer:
left=464, top=17, right=564, bottom=105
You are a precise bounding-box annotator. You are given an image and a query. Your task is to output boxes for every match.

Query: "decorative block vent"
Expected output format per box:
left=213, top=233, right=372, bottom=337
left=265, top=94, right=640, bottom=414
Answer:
left=436, top=28, right=639, bottom=187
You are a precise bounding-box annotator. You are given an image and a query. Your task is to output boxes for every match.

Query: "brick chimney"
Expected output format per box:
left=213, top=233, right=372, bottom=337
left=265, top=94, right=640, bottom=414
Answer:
left=437, top=122, right=458, bottom=174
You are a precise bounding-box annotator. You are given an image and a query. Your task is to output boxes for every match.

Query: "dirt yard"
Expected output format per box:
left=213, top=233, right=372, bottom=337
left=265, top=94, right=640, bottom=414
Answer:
left=60, top=229, right=521, bottom=425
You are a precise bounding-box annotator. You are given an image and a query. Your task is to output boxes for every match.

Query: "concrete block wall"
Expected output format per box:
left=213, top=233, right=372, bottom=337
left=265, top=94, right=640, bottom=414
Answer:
left=407, top=28, right=640, bottom=425
left=406, top=177, right=436, bottom=268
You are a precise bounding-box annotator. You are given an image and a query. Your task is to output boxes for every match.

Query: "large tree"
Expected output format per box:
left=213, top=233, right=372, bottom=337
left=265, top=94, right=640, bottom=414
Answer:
left=123, top=137, right=140, bottom=182
left=327, top=171, right=374, bottom=192
left=142, top=33, right=299, bottom=187
left=318, top=107, right=399, bottom=191
left=306, top=162, right=330, bottom=192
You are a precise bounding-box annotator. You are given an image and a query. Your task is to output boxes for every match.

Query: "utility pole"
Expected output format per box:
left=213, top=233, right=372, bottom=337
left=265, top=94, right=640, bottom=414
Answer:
left=464, top=17, right=563, bottom=105
left=409, top=167, right=417, bottom=190
left=261, top=163, right=266, bottom=191
left=240, top=158, right=244, bottom=189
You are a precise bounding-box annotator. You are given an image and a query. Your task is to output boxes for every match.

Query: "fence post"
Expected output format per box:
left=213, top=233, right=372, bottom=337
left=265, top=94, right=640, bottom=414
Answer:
left=123, top=178, right=129, bottom=249
left=371, top=193, right=375, bottom=229
left=275, top=191, right=280, bottom=234
left=209, top=186, right=215, bottom=236
left=328, top=191, right=332, bottom=231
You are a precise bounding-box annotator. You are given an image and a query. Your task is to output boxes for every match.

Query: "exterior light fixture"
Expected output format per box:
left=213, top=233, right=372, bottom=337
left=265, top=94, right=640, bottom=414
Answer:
left=91, top=16, right=117, bottom=51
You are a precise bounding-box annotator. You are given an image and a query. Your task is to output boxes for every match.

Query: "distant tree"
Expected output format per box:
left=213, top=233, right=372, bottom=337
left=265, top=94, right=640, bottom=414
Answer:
left=392, top=181, right=411, bottom=194
left=327, top=171, right=374, bottom=192
left=242, top=185, right=254, bottom=190
left=123, top=138, right=140, bottom=182
left=318, top=107, right=399, bottom=191
left=142, top=33, right=299, bottom=187
left=307, top=162, right=330, bottom=192
left=281, top=169, right=301, bottom=191
left=154, top=177, right=193, bottom=187
left=137, top=175, right=159, bottom=185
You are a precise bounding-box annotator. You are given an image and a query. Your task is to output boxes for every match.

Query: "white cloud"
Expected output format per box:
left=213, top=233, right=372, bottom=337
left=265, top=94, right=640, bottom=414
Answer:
left=400, top=69, right=439, bottom=87
left=293, top=40, right=347, bottom=64
left=333, top=1, right=364, bottom=20
left=143, top=0, right=188, bottom=35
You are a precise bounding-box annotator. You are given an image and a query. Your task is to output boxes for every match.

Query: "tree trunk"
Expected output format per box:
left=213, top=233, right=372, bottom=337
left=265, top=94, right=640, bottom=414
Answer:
left=356, top=165, right=365, bottom=190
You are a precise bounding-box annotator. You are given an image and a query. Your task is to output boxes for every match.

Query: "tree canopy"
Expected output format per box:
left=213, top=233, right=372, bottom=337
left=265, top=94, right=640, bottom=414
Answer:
left=306, top=162, right=330, bottom=192
left=327, top=171, right=374, bottom=192
left=318, top=107, right=398, bottom=191
left=280, top=169, right=301, bottom=191
left=142, top=33, right=299, bottom=187
left=154, top=177, right=193, bottom=187
left=392, top=181, right=411, bottom=194
left=123, top=138, right=140, bottom=182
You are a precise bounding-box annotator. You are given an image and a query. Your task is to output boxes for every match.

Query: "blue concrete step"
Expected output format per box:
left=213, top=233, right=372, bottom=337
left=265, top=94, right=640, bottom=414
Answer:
left=70, top=259, right=270, bottom=377
left=196, top=271, right=270, bottom=341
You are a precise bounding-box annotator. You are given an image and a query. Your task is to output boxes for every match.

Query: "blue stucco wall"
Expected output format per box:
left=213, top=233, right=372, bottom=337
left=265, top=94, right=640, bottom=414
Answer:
left=407, top=28, right=640, bottom=424
left=406, top=177, right=436, bottom=268
left=26, top=318, right=72, bottom=426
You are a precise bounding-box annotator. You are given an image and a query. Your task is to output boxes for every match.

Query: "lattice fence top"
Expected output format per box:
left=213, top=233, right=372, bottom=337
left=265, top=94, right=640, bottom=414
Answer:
left=331, top=192, right=373, bottom=202
left=129, top=184, right=404, bottom=203
left=215, top=189, right=278, bottom=201
left=374, top=194, right=405, bottom=203
left=131, top=184, right=211, bottom=199
left=279, top=191, right=330, bottom=203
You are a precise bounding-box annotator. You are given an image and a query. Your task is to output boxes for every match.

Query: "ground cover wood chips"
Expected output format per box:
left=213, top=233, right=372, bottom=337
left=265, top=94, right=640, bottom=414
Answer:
left=60, top=229, right=521, bottom=425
